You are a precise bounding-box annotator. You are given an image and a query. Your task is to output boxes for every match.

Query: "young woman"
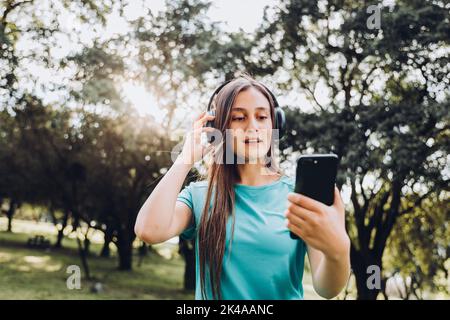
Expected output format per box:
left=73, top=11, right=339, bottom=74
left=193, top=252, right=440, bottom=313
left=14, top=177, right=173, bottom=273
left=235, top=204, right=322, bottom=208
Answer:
left=135, top=74, right=351, bottom=300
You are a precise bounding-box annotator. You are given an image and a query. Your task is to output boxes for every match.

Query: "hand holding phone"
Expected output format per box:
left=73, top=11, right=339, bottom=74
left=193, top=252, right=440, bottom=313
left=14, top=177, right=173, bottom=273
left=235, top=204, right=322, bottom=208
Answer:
left=290, top=154, right=339, bottom=240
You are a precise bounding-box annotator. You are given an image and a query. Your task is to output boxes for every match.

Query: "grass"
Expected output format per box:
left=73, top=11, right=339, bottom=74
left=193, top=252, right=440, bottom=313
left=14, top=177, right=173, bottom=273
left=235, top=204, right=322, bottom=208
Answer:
left=0, top=217, right=322, bottom=300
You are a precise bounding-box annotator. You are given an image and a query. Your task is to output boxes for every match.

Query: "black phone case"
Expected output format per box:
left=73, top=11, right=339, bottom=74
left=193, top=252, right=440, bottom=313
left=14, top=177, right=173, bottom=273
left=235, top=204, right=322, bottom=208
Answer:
left=290, top=154, right=339, bottom=240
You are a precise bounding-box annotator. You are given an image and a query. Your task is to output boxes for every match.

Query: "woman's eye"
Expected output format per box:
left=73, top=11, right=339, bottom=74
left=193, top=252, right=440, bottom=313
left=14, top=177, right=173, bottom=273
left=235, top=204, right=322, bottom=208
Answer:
left=259, top=116, right=268, bottom=120
left=232, top=117, right=245, bottom=121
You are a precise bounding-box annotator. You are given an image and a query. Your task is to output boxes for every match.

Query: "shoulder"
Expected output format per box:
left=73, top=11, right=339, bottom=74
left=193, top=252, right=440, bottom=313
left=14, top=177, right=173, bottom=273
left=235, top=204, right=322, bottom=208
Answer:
left=178, top=180, right=209, bottom=217
left=279, top=174, right=295, bottom=188
left=186, top=180, right=208, bottom=189
left=178, top=180, right=208, bottom=201
left=182, top=180, right=209, bottom=199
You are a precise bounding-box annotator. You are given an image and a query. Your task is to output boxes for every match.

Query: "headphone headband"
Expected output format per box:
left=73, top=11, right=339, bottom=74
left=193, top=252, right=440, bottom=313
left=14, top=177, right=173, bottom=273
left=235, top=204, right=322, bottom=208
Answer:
left=206, top=79, right=280, bottom=112
left=205, top=77, right=286, bottom=142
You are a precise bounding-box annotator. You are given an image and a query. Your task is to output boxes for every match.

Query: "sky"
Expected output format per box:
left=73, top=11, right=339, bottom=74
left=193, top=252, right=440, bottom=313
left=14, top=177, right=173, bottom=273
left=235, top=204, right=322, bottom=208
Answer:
left=196, top=0, right=276, bottom=33
left=134, top=0, right=276, bottom=33
left=109, top=0, right=276, bottom=36
left=18, top=0, right=287, bottom=118
left=122, top=0, right=280, bottom=120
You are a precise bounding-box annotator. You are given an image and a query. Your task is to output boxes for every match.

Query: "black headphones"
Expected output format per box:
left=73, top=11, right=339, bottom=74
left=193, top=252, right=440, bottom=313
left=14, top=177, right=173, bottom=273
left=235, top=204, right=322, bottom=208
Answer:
left=204, top=79, right=286, bottom=143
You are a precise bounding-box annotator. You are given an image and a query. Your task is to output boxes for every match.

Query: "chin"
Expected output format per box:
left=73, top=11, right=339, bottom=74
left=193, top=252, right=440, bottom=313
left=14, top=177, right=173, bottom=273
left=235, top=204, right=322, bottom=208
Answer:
left=233, top=145, right=270, bottom=164
left=243, top=154, right=269, bottom=164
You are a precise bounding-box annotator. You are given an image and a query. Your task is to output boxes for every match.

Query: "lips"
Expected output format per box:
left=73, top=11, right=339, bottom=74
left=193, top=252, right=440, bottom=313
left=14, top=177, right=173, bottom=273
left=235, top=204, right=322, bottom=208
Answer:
left=244, top=138, right=262, bottom=144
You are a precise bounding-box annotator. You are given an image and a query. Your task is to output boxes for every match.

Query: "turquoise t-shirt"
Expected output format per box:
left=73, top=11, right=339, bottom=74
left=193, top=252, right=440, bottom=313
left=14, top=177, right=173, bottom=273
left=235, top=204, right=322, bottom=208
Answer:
left=176, top=175, right=307, bottom=300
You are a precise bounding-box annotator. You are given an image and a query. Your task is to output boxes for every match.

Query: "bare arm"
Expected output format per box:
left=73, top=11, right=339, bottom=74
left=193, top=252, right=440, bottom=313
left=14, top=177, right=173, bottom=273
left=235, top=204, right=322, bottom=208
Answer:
left=286, top=187, right=351, bottom=299
left=134, top=156, right=193, bottom=244
left=134, top=111, right=215, bottom=244
left=307, top=242, right=350, bottom=299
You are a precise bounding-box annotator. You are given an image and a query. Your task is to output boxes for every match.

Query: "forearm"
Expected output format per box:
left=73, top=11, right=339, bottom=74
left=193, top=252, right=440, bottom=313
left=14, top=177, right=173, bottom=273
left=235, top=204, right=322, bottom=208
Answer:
left=134, top=154, right=192, bottom=240
left=312, top=240, right=351, bottom=299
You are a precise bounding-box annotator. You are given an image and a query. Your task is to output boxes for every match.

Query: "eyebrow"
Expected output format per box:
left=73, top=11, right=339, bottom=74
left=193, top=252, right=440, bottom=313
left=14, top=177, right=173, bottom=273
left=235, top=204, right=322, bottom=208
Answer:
left=231, top=107, right=270, bottom=112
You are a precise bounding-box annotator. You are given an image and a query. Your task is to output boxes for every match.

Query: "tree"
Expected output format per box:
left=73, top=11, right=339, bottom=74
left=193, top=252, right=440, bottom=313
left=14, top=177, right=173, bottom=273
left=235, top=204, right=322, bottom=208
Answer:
left=0, top=0, right=115, bottom=234
left=259, top=0, right=449, bottom=299
left=0, top=0, right=113, bottom=102
left=384, top=192, right=449, bottom=299
left=78, top=112, right=174, bottom=270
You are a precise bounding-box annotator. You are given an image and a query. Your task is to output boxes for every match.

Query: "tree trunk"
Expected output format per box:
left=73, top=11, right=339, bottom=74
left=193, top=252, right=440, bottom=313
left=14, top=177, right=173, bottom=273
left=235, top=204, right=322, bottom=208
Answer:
left=351, top=246, right=381, bottom=300
left=100, top=228, right=113, bottom=258
left=6, top=200, right=18, bottom=232
left=137, top=241, right=148, bottom=267
left=54, top=211, right=69, bottom=248
left=76, top=230, right=91, bottom=280
left=84, top=238, right=91, bottom=256
left=116, top=228, right=134, bottom=271
left=7, top=214, right=12, bottom=232
left=179, top=238, right=196, bottom=291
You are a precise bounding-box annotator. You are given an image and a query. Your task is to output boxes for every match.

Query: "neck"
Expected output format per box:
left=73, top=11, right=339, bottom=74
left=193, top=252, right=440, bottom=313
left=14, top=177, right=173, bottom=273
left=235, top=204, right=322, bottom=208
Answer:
left=236, top=162, right=280, bottom=186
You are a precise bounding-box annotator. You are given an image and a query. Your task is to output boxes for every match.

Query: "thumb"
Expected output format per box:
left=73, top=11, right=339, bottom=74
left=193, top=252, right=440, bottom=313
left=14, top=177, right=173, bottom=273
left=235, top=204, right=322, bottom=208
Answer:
left=333, top=185, right=345, bottom=213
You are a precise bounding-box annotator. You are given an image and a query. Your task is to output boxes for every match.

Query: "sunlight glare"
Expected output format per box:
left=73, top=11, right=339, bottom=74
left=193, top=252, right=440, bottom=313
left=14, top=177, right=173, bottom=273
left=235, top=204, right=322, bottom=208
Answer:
left=123, top=82, right=166, bottom=123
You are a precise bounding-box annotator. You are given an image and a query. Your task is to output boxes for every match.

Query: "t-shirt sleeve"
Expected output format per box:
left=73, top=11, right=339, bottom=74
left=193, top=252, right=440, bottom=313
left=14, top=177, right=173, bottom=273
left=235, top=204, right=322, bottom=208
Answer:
left=177, top=183, right=196, bottom=240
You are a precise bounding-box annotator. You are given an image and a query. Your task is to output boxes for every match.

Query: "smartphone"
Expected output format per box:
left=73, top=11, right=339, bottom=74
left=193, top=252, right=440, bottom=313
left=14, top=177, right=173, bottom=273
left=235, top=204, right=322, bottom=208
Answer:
left=290, top=154, right=339, bottom=240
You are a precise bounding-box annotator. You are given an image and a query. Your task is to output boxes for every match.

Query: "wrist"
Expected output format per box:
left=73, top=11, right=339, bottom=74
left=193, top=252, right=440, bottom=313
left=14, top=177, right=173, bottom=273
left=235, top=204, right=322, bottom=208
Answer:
left=324, top=235, right=351, bottom=263
left=174, top=153, right=194, bottom=171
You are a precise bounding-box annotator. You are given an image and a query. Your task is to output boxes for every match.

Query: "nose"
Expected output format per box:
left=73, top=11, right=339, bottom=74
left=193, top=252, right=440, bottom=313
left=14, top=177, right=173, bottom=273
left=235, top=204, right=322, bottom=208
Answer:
left=246, top=115, right=260, bottom=132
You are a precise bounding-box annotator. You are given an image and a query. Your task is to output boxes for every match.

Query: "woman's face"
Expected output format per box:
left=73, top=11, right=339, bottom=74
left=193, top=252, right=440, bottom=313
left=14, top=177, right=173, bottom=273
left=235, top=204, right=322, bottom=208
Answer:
left=228, top=87, right=273, bottom=163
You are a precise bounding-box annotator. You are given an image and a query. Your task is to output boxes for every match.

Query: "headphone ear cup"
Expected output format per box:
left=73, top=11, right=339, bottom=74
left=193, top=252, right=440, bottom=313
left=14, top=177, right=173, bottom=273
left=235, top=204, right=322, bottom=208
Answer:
left=205, top=110, right=215, bottom=143
left=275, top=107, right=286, bottom=139
left=205, top=110, right=215, bottom=128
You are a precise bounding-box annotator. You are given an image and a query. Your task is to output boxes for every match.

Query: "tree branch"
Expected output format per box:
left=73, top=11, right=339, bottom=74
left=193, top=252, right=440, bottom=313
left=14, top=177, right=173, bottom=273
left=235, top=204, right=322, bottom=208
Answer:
left=298, top=79, right=326, bottom=112
left=358, top=64, right=378, bottom=105
left=367, top=186, right=389, bottom=228
left=399, top=189, right=437, bottom=216
left=374, top=179, right=403, bottom=259
left=1, top=0, right=33, bottom=22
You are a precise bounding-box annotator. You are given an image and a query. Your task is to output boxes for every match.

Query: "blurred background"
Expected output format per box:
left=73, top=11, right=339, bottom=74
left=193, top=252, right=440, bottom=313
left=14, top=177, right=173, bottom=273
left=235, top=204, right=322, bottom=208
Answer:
left=0, top=0, right=448, bottom=300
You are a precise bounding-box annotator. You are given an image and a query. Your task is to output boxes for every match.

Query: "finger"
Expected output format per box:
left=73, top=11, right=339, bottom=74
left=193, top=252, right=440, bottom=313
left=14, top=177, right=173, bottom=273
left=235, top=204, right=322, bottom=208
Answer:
left=193, top=111, right=206, bottom=123
left=192, top=127, right=216, bottom=143
left=194, top=114, right=215, bottom=129
left=284, top=209, right=306, bottom=228
left=201, top=114, right=215, bottom=125
left=196, top=111, right=206, bottom=119
left=193, top=126, right=214, bottom=135
left=333, top=186, right=345, bottom=219
left=286, top=203, right=314, bottom=221
left=193, top=111, right=207, bottom=128
left=287, top=192, right=326, bottom=212
left=333, top=186, right=345, bottom=213
left=201, top=127, right=216, bottom=133
left=286, top=218, right=305, bottom=239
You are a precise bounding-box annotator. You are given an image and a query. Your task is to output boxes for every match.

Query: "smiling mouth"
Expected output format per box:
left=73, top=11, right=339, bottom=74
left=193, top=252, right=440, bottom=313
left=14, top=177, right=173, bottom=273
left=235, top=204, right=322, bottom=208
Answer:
left=244, top=138, right=262, bottom=144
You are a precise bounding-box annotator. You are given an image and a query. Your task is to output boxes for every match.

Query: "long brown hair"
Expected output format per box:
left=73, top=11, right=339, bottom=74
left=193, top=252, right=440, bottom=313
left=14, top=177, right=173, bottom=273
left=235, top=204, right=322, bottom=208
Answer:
left=197, top=72, right=283, bottom=300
